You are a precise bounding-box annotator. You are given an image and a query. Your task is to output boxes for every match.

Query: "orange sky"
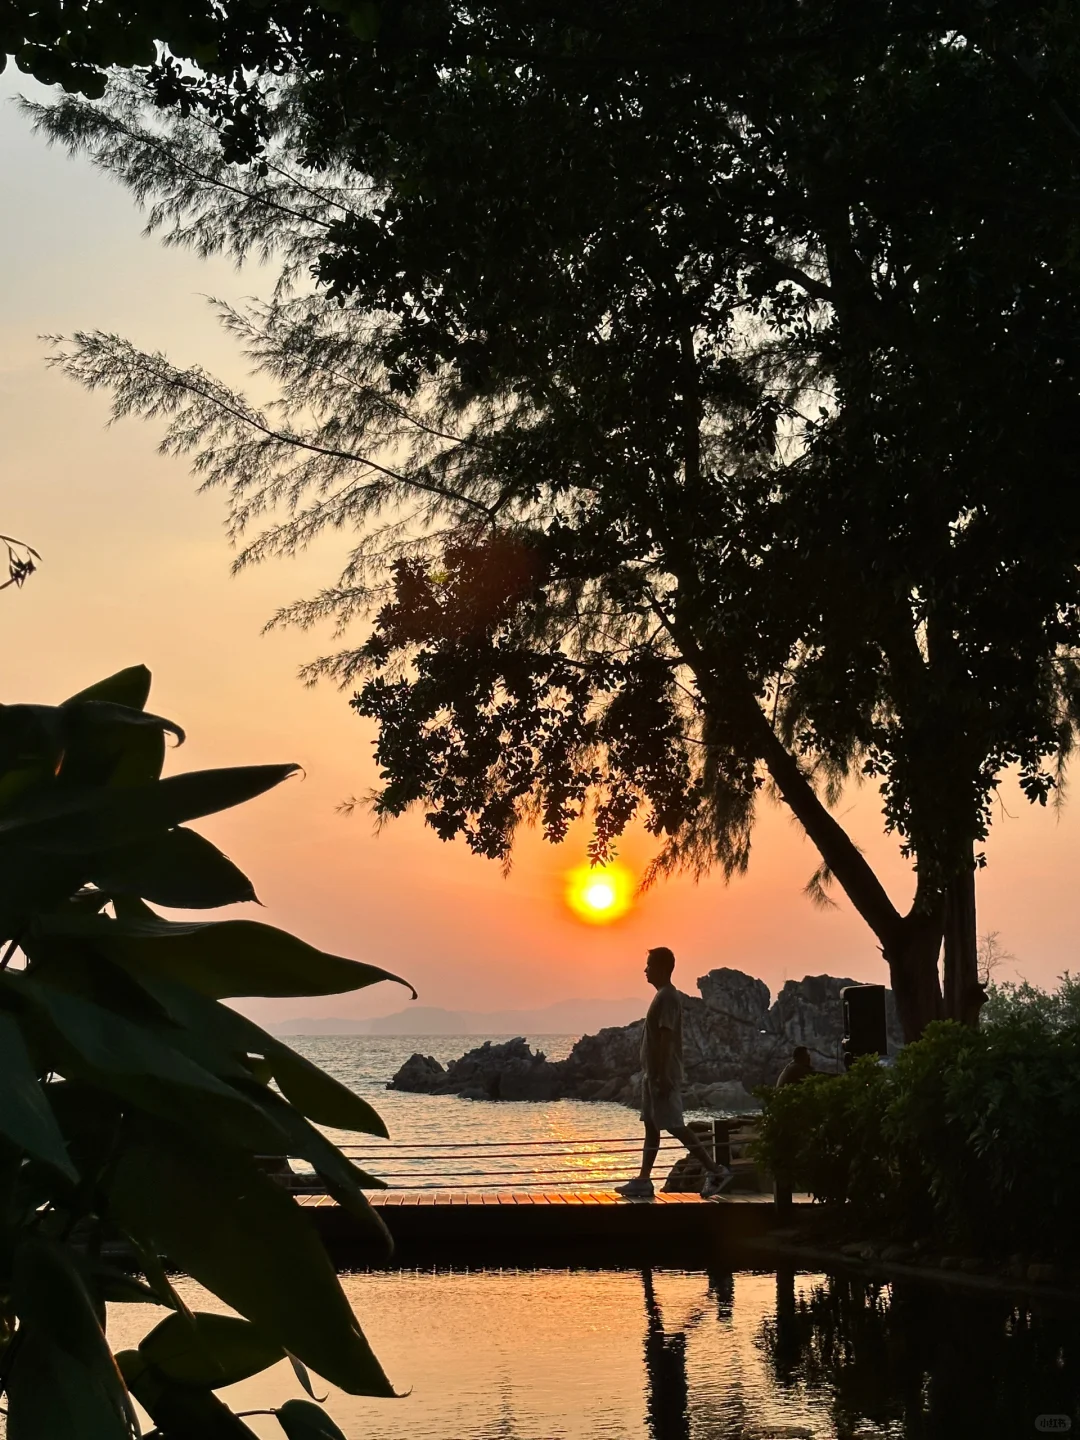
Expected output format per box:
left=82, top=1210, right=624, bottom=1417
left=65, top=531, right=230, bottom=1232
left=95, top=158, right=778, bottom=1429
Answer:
left=2, top=76, right=1075, bottom=1025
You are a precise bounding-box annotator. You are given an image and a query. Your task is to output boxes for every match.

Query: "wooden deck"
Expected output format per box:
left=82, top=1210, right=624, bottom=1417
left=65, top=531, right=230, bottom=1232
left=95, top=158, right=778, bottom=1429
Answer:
left=297, top=1189, right=807, bottom=1266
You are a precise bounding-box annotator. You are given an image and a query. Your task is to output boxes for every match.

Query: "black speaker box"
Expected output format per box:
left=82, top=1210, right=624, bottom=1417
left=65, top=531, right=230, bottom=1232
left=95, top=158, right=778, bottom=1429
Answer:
left=840, top=983, right=888, bottom=1068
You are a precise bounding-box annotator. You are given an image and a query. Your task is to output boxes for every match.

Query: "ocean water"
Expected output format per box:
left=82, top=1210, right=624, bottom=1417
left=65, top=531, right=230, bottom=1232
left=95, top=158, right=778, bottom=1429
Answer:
left=288, top=1033, right=689, bottom=1191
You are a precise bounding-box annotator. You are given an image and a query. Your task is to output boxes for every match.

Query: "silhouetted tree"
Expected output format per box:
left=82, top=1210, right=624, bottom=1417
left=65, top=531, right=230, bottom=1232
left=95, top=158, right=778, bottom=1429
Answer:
left=26, top=0, right=1080, bottom=1037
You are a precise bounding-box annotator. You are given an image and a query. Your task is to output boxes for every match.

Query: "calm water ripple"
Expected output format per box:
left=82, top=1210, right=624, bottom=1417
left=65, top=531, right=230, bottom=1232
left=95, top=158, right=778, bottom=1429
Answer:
left=105, top=1267, right=1080, bottom=1439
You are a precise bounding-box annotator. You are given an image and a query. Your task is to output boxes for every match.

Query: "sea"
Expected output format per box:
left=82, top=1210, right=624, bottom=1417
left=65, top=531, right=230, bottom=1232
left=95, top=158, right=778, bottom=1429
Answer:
left=288, top=1032, right=674, bottom=1191
left=99, top=1034, right=1080, bottom=1438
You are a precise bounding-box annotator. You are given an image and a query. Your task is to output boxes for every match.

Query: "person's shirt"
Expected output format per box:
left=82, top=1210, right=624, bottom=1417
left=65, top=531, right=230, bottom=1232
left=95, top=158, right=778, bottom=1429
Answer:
left=640, top=983, right=684, bottom=1089
left=776, top=1058, right=813, bottom=1087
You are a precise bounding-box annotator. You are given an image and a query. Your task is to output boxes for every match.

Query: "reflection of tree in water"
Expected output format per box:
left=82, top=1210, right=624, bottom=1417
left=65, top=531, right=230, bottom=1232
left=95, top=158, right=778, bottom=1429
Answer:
left=759, top=1271, right=1080, bottom=1439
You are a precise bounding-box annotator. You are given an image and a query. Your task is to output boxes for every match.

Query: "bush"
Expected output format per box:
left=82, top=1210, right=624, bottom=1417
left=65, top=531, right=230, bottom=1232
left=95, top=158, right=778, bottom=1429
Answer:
left=756, top=999, right=1080, bottom=1259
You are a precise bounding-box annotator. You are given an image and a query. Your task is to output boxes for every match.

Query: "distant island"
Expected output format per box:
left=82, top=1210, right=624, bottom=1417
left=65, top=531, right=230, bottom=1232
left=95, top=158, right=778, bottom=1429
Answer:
left=269, top=996, right=647, bottom=1037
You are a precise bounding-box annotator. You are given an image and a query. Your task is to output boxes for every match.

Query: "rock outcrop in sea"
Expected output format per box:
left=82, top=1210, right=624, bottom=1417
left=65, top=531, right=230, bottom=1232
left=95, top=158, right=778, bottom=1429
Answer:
left=389, top=968, right=903, bottom=1110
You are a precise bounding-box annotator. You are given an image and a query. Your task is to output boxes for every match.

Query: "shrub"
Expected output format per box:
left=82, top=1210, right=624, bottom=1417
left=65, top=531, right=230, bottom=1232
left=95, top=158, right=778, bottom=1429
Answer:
left=756, top=1002, right=1080, bottom=1259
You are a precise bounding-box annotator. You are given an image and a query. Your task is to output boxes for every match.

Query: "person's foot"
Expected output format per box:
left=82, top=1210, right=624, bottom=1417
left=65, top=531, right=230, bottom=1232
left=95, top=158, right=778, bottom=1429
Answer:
left=615, top=1177, right=655, bottom=1199
left=701, top=1167, right=734, bottom=1199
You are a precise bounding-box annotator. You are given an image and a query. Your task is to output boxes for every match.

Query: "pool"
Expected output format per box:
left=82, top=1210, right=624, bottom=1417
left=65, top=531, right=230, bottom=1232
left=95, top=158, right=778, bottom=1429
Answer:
left=105, top=1266, right=1080, bottom=1438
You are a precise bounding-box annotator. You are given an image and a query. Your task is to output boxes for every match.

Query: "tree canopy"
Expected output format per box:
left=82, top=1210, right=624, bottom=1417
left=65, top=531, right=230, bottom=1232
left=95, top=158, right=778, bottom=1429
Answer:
left=24, top=2, right=1080, bottom=1038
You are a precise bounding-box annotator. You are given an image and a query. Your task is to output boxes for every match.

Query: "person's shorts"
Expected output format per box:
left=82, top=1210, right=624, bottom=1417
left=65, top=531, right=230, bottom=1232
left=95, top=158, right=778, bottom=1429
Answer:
left=641, top=1080, right=684, bottom=1131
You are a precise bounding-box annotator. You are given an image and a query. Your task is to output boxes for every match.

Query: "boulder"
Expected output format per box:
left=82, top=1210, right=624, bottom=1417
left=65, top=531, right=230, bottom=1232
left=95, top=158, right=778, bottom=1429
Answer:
left=388, top=1052, right=446, bottom=1092
left=390, top=1038, right=562, bottom=1100
left=698, top=1080, right=759, bottom=1112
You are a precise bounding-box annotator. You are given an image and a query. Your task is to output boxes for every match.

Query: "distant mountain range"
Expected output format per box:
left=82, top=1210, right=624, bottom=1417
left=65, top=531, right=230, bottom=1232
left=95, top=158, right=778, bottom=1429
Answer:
left=269, top=997, right=646, bottom=1037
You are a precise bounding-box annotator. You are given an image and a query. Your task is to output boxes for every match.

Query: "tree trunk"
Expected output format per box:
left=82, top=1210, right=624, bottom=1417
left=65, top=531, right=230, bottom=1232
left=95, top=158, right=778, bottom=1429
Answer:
left=942, top=866, right=985, bottom=1026
left=750, top=703, right=948, bottom=1040
left=687, top=658, right=951, bottom=1041
left=884, top=909, right=945, bottom=1042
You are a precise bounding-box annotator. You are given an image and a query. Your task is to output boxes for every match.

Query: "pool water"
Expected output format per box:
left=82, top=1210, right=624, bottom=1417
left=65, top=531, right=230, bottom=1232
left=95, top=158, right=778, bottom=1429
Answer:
left=105, top=1266, right=1080, bottom=1439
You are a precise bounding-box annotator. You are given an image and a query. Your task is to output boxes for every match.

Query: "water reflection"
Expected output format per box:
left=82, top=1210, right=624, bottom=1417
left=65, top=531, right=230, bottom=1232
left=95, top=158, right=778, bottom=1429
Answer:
left=643, top=1267, right=690, bottom=1440
left=759, top=1271, right=1080, bottom=1439
left=102, top=1266, right=1080, bottom=1439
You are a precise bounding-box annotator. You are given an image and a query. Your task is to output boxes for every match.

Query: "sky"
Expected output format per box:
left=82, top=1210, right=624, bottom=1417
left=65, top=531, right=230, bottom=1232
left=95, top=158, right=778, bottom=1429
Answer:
left=2, top=73, right=1075, bottom=1027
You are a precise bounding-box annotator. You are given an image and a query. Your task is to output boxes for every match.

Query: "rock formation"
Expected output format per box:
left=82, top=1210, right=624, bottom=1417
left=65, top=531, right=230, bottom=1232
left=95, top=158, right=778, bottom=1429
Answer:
left=388, top=968, right=904, bottom=1112
left=389, top=1037, right=562, bottom=1102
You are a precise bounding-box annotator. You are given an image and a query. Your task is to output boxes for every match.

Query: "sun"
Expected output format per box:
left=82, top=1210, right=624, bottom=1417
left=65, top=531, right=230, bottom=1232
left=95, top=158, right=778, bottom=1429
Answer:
left=565, top=862, right=635, bottom=925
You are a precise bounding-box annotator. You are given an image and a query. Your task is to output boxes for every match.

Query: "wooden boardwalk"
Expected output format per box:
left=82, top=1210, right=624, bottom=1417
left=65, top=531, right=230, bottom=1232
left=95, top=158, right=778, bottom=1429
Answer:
left=297, top=1189, right=805, bottom=1266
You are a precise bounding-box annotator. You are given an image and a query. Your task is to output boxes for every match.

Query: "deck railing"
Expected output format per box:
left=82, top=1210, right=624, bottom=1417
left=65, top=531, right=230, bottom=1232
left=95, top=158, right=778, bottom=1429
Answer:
left=303, top=1119, right=762, bottom=1192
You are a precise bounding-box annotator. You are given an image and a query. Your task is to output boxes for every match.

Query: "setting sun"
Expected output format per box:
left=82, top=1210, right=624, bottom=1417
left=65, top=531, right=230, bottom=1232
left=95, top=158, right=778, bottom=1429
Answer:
left=565, top=863, right=635, bottom=925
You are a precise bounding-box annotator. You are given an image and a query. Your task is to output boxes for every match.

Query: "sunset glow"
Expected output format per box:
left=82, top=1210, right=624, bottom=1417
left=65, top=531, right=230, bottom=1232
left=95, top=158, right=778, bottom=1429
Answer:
left=565, top=863, right=635, bottom=925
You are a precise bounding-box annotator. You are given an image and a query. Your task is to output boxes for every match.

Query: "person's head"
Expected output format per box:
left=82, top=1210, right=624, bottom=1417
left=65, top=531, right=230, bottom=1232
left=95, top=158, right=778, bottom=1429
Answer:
left=793, top=1045, right=811, bottom=1066
left=645, top=946, right=676, bottom=988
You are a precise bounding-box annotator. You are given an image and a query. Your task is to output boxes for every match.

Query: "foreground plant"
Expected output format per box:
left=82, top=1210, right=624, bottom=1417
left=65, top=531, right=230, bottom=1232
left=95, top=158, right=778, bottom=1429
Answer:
left=0, top=664, right=412, bottom=1437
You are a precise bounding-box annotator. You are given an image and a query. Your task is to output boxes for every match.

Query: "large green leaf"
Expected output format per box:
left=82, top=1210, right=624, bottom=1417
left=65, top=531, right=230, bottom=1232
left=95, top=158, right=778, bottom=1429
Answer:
left=99, top=963, right=389, bottom=1135
left=0, top=763, right=301, bottom=852
left=0, top=1011, right=77, bottom=1179
left=276, top=1399, right=349, bottom=1440
left=139, top=1311, right=285, bottom=1388
left=117, top=1349, right=259, bottom=1439
left=269, top=1040, right=388, bottom=1134
left=9, top=977, right=287, bottom=1152
left=63, top=665, right=152, bottom=710
left=46, top=910, right=415, bottom=1000
left=55, top=701, right=184, bottom=790
left=91, top=826, right=258, bottom=908
left=107, top=1134, right=396, bottom=1396
left=7, top=1238, right=135, bottom=1440
left=241, top=1084, right=391, bottom=1253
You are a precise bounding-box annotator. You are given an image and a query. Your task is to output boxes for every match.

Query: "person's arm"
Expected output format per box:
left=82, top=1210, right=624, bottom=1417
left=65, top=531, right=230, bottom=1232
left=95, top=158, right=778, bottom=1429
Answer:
left=649, top=1025, right=675, bottom=1093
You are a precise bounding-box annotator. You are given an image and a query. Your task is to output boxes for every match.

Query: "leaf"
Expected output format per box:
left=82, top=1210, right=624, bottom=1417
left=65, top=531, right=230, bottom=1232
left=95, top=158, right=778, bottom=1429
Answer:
left=276, top=1398, right=349, bottom=1440
left=55, top=702, right=184, bottom=789
left=92, top=826, right=258, bottom=908
left=140, top=1311, right=285, bottom=1388
left=239, top=1084, right=391, bottom=1253
left=63, top=665, right=152, bottom=710
left=118, top=1349, right=260, bottom=1438
left=0, top=764, right=300, bottom=852
left=287, top=1352, right=327, bottom=1401
left=7, top=1238, right=135, bottom=1440
left=10, top=976, right=287, bottom=1152
left=107, top=1133, right=396, bottom=1396
left=96, top=964, right=389, bottom=1135
left=0, top=1011, right=77, bottom=1179
left=269, top=1041, right=389, bottom=1134
left=47, top=910, right=415, bottom=1000
left=90, top=1265, right=169, bottom=1307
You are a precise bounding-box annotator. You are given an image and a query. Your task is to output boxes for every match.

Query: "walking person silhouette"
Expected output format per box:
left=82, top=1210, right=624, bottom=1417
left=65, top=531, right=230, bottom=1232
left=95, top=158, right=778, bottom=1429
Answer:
left=616, top=947, right=734, bottom=1199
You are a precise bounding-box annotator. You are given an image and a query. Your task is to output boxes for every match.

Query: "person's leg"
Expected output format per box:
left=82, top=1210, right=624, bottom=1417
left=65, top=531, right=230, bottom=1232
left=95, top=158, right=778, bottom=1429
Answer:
left=616, top=1104, right=661, bottom=1196
left=670, top=1125, right=722, bottom=1175
left=671, top=1125, right=734, bottom=1196
left=639, top=1121, right=661, bottom=1181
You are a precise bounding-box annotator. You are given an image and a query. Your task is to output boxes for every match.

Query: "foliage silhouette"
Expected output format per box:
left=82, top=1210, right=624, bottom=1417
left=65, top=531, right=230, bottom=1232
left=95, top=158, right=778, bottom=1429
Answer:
left=0, top=664, right=411, bottom=1437
left=23, top=4, right=1080, bottom=1037
left=1, top=535, right=38, bottom=592
left=756, top=977, right=1080, bottom=1259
